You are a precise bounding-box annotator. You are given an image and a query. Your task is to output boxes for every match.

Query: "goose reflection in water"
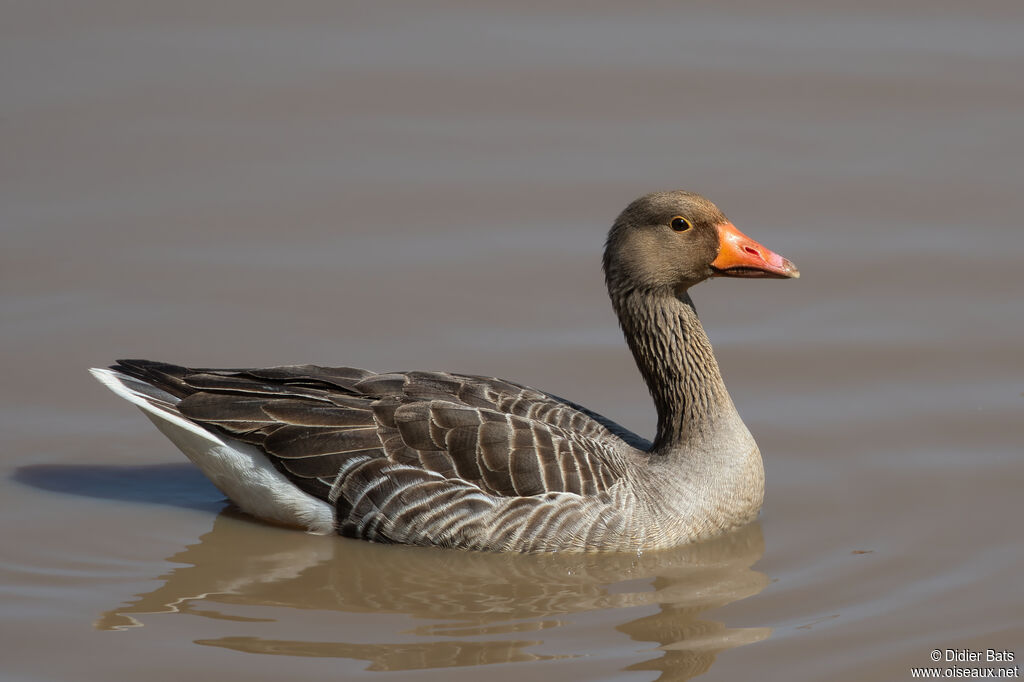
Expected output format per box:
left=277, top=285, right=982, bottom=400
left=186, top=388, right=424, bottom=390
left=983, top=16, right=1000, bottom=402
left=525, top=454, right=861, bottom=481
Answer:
left=96, top=512, right=770, bottom=680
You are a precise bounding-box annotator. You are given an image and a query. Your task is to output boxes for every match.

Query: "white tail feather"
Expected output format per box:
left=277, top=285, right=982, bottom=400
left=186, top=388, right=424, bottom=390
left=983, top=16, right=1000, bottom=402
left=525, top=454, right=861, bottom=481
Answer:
left=89, top=368, right=336, bottom=534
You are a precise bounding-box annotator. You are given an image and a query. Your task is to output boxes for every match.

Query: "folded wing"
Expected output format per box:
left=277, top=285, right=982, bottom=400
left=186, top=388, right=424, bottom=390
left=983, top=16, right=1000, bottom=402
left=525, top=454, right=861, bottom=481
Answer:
left=112, top=361, right=640, bottom=510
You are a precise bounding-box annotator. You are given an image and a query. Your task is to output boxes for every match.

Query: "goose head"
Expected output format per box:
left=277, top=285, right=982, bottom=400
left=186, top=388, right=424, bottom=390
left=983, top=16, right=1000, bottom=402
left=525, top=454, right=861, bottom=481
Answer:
left=603, top=190, right=799, bottom=294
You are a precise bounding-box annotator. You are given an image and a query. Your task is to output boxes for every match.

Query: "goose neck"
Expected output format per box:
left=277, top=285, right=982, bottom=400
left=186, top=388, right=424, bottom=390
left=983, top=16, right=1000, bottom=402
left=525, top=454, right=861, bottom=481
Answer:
left=612, top=288, right=736, bottom=452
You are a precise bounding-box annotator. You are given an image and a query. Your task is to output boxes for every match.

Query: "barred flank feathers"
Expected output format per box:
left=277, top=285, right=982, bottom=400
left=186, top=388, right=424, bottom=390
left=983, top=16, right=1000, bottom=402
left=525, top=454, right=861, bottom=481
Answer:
left=105, top=358, right=640, bottom=551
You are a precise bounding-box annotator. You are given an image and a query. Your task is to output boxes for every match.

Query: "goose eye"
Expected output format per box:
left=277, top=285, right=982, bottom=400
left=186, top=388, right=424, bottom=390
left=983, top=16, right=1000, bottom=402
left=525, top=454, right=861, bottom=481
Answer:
left=670, top=216, right=692, bottom=232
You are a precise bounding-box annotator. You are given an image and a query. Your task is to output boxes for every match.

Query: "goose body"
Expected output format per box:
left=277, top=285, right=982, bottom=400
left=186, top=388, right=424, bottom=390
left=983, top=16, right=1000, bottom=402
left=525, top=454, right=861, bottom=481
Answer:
left=92, top=191, right=798, bottom=552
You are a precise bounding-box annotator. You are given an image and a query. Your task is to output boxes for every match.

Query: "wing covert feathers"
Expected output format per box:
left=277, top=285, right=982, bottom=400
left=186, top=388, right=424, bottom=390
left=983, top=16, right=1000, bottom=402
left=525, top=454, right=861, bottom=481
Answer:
left=103, top=359, right=644, bottom=551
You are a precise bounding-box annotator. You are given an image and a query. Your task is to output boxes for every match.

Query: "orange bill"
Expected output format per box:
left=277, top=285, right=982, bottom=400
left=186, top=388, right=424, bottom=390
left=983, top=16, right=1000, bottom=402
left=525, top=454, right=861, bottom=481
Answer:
left=711, top=222, right=800, bottom=279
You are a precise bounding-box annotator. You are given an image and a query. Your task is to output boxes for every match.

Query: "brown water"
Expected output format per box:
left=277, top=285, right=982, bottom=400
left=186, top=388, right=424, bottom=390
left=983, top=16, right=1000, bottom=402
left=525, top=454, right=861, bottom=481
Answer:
left=2, top=2, right=1022, bottom=680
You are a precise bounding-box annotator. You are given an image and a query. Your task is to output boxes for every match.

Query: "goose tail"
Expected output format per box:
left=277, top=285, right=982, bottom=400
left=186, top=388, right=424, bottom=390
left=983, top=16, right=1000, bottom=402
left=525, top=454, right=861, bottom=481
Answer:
left=89, top=366, right=336, bottom=534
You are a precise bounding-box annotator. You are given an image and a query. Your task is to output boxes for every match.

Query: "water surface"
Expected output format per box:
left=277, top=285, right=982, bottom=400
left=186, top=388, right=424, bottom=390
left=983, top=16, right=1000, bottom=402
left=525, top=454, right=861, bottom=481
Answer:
left=2, top=2, right=1022, bottom=680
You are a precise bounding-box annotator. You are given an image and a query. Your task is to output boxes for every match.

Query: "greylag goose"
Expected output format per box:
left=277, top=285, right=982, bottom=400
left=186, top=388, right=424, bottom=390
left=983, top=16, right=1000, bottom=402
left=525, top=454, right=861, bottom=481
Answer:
left=91, top=190, right=798, bottom=552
